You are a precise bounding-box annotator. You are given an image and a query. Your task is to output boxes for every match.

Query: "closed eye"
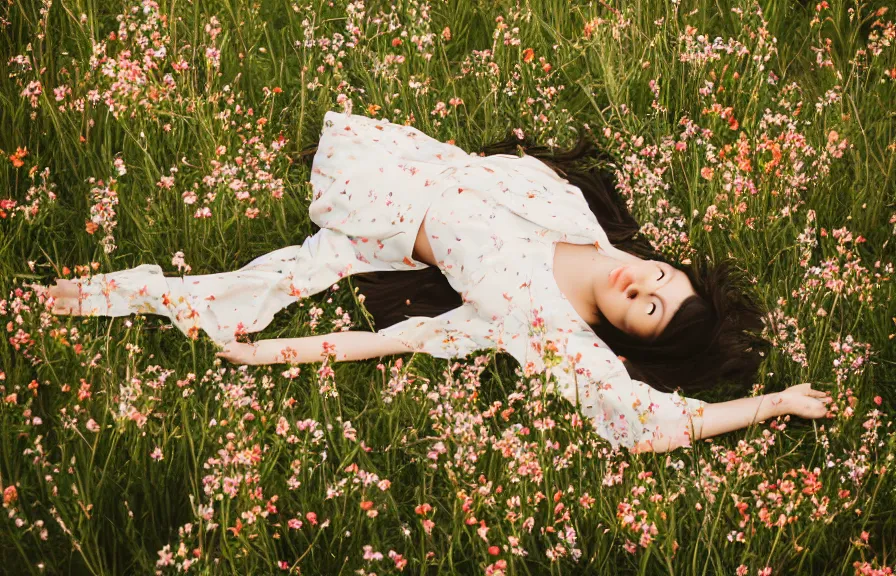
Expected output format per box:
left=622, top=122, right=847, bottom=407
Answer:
left=649, top=267, right=664, bottom=315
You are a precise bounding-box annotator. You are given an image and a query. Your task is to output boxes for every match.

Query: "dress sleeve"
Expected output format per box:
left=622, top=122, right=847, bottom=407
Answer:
left=546, top=330, right=707, bottom=452
left=375, top=300, right=498, bottom=360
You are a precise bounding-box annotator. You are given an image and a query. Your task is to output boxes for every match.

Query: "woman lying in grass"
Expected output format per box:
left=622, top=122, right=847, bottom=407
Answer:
left=38, top=110, right=832, bottom=454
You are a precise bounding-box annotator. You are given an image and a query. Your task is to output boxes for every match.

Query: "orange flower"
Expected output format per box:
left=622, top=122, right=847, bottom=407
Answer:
left=85, top=221, right=99, bottom=234
left=583, top=19, right=597, bottom=40
left=9, top=147, right=27, bottom=168
left=367, top=103, right=381, bottom=116
left=522, top=48, right=535, bottom=62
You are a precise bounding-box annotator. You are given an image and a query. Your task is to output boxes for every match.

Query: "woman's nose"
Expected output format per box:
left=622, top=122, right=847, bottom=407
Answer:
left=626, top=269, right=654, bottom=298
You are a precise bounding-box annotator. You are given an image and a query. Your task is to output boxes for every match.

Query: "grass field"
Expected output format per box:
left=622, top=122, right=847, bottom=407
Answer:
left=2, top=0, right=896, bottom=574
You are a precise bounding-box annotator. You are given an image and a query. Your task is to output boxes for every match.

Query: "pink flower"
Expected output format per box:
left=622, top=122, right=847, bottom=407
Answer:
left=485, top=560, right=507, bottom=576
left=171, top=251, right=192, bottom=273
left=156, top=545, right=174, bottom=567
left=86, top=419, right=100, bottom=432
left=157, top=175, right=175, bottom=190
left=3, top=486, right=17, bottom=506
left=389, top=550, right=408, bottom=570
left=362, top=544, right=383, bottom=561
left=421, top=519, right=435, bottom=534
left=150, top=446, right=164, bottom=461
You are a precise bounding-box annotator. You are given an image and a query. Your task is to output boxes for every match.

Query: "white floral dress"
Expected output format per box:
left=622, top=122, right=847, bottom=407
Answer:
left=69, top=110, right=706, bottom=451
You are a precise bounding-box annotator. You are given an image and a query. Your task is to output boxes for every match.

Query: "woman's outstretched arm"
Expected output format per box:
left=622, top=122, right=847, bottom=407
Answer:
left=633, top=384, right=832, bottom=454
left=216, top=331, right=416, bottom=365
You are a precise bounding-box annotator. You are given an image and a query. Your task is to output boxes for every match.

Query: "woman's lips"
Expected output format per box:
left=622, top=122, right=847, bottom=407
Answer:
left=608, top=265, right=627, bottom=290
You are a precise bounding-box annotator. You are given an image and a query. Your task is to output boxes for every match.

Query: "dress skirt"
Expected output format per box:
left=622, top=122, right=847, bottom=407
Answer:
left=65, top=111, right=473, bottom=346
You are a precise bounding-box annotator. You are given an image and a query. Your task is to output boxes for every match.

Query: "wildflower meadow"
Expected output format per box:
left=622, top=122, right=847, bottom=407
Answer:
left=2, top=0, right=896, bottom=574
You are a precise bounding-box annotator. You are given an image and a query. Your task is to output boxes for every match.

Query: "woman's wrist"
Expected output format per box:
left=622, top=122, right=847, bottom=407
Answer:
left=766, top=391, right=790, bottom=419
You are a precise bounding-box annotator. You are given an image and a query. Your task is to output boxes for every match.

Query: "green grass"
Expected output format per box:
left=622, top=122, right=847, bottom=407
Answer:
left=1, top=0, right=895, bottom=574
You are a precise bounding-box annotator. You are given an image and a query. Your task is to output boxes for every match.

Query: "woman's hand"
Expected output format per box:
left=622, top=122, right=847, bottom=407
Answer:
left=779, top=383, right=833, bottom=419
left=215, top=341, right=263, bottom=365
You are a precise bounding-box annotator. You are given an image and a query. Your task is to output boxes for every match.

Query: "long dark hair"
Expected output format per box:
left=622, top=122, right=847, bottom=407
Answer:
left=296, top=130, right=769, bottom=395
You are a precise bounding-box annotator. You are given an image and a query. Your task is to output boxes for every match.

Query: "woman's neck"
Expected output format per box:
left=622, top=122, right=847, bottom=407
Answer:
left=553, top=243, right=601, bottom=325
left=553, top=242, right=638, bottom=326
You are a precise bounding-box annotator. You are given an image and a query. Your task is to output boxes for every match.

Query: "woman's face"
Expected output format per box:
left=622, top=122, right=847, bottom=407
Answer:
left=594, top=257, right=697, bottom=341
